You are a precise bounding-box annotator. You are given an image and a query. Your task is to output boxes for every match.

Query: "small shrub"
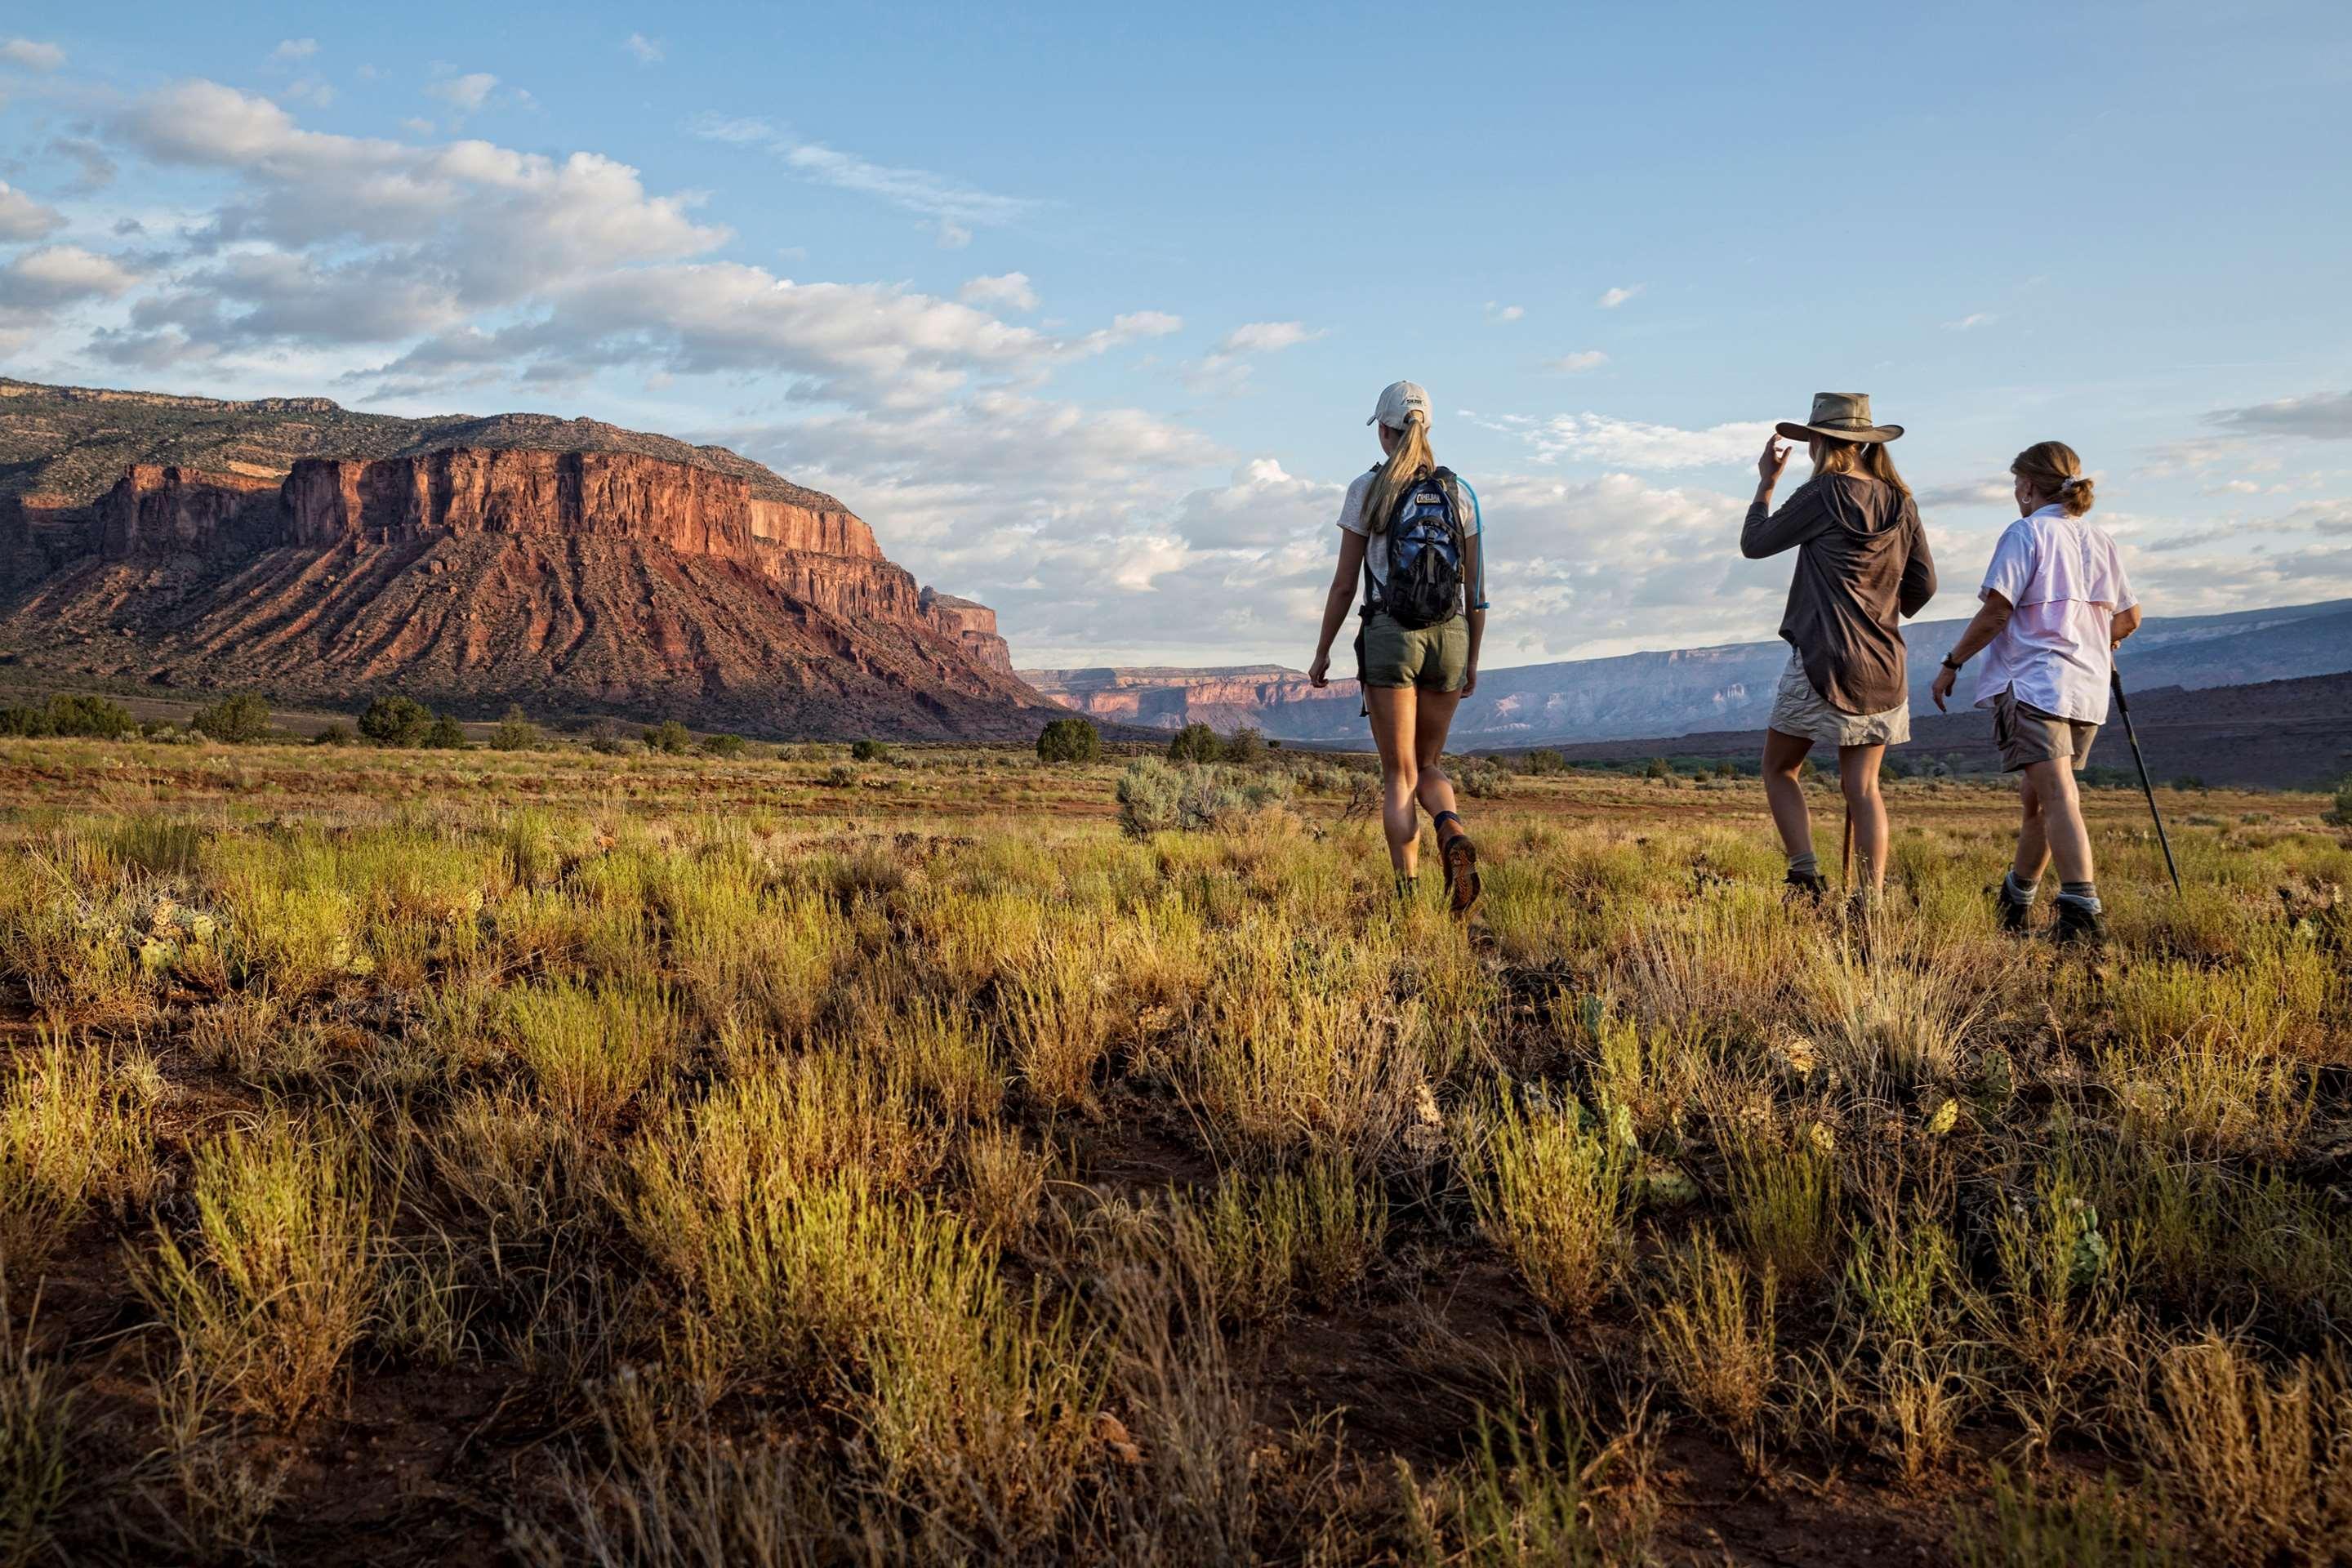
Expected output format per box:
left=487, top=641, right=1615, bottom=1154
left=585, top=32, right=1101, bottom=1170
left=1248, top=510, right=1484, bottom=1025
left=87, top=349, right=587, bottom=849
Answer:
left=358, top=696, right=431, bottom=746
left=488, top=705, right=540, bottom=751
left=421, top=712, right=467, bottom=749
left=0, top=694, right=139, bottom=740
left=1222, top=725, right=1267, bottom=765
left=642, top=719, right=693, bottom=755
left=312, top=723, right=352, bottom=747
left=1168, top=722, right=1222, bottom=764
left=0, top=1281, right=75, bottom=1562
left=1521, top=748, right=1567, bottom=776
left=2325, top=779, right=2351, bottom=827
left=1454, top=757, right=1509, bottom=799
left=1034, top=716, right=1101, bottom=764
left=850, top=738, right=891, bottom=763
left=1953, top=1468, right=2178, bottom=1567
left=1643, top=1231, right=1776, bottom=1466
left=132, top=1113, right=378, bottom=1428
left=586, top=720, right=633, bottom=756
left=1459, top=1086, right=1630, bottom=1316
left=1396, top=1395, right=1619, bottom=1568
left=190, top=693, right=271, bottom=744
left=1115, top=759, right=1291, bottom=838
left=700, top=733, right=746, bottom=760
left=1643, top=756, right=1672, bottom=779
left=2136, top=1334, right=2351, bottom=1566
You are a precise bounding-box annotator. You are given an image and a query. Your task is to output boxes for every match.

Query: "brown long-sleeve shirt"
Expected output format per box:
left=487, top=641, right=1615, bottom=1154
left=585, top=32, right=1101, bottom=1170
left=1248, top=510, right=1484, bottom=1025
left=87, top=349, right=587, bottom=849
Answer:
left=1742, top=473, right=1936, bottom=715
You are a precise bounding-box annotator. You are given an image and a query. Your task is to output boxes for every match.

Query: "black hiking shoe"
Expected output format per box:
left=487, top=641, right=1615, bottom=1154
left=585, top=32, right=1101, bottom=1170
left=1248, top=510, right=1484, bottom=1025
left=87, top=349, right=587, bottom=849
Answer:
left=1996, top=892, right=2034, bottom=934
left=1785, top=866, right=1830, bottom=904
left=2052, top=898, right=2106, bottom=947
left=1441, top=831, right=1481, bottom=919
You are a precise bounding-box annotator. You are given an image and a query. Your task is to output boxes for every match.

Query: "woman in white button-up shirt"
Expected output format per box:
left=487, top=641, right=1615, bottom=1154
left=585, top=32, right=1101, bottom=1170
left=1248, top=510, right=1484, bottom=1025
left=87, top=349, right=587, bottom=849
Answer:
left=1931, top=442, right=2142, bottom=943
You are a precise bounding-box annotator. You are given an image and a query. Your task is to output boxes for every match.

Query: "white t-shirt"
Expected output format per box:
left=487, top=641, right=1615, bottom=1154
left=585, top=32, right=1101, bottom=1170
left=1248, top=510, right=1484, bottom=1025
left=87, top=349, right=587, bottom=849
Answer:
left=1338, top=467, right=1482, bottom=602
left=1971, top=505, right=2138, bottom=724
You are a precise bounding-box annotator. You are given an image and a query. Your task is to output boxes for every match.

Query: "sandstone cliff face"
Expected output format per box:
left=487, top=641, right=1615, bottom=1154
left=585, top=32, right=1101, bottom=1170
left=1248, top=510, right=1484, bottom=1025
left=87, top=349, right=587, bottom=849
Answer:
left=920, top=590, right=1015, bottom=676
left=1024, top=666, right=1359, bottom=733
left=0, top=378, right=1047, bottom=740
left=279, top=449, right=880, bottom=560
left=98, top=466, right=281, bottom=559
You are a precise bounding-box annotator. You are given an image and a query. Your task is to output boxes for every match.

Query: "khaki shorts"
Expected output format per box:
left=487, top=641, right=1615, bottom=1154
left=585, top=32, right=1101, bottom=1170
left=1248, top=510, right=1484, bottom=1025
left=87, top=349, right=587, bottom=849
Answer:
left=1356, top=611, right=1468, bottom=693
left=1994, top=690, right=2097, bottom=773
left=1766, top=649, right=1909, bottom=748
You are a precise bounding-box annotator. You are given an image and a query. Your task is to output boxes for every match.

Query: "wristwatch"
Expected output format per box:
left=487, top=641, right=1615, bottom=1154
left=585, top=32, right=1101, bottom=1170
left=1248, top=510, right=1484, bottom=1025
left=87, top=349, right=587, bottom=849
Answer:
left=1940, top=655, right=1964, bottom=671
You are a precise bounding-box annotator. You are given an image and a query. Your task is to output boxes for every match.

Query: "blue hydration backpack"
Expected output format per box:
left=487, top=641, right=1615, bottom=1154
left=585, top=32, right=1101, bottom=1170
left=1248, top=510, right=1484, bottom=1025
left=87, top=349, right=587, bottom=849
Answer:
left=1371, top=467, right=1468, bottom=630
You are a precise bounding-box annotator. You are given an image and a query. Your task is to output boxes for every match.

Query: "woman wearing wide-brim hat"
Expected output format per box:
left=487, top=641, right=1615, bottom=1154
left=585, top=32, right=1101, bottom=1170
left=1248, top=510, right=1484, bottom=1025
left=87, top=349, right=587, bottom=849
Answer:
left=1742, top=393, right=1937, bottom=906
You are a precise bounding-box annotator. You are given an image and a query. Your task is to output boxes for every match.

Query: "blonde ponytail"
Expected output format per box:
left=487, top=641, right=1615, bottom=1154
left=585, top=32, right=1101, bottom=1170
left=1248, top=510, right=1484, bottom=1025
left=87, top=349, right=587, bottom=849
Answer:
left=1362, top=410, right=1435, bottom=535
left=2012, top=440, right=2093, bottom=517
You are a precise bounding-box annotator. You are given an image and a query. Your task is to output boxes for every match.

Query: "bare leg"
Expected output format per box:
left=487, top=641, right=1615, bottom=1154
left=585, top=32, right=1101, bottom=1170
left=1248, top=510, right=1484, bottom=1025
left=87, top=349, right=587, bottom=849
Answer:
left=2012, top=769, right=2051, bottom=884
left=1837, top=743, right=1889, bottom=893
left=2023, top=759, right=2094, bottom=884
left=1365, top=686, right=1421, bottom=877
left=1761, top=728, right=1816, bottom=862
left=1413, top=689, right=1464, bottom=827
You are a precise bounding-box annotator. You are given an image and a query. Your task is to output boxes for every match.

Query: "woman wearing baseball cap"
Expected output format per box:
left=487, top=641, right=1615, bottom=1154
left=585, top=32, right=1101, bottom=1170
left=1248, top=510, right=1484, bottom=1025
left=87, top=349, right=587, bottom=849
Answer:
left=1308, top=381, right=1488, bottom=914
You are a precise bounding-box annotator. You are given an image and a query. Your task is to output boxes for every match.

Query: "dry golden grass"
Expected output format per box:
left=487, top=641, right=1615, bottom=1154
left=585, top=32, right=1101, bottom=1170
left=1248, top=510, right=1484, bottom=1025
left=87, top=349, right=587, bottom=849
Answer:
left=0, top=734, right=2343, bottom=1562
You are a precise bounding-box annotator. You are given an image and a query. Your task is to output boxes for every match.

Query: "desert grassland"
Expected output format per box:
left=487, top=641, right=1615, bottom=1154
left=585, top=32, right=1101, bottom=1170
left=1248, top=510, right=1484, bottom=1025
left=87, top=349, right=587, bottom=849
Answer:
left=1, top=735, right=2347, bottom=1566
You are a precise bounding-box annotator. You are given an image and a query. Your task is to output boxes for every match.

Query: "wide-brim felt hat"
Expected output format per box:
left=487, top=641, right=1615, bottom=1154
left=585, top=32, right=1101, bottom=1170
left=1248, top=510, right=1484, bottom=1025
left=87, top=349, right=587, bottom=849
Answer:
left=1776, top=391, right=1903, bottom=444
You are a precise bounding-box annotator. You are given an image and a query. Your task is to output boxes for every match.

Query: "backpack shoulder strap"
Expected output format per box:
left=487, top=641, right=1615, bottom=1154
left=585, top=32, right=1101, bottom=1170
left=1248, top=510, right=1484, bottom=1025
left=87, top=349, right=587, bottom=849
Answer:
left=1445, top=473, right=1486, bottom=609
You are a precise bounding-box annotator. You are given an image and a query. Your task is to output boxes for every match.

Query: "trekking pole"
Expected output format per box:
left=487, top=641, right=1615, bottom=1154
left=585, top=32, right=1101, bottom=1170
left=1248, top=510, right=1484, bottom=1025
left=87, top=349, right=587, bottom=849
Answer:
left=2109, top=666, right=2183, bottom=896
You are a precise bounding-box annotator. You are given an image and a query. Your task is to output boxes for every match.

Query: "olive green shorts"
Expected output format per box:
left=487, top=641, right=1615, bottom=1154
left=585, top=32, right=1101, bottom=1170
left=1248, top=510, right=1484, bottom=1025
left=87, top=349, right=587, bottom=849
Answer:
left=1356, top=611, right=1468, bottom=693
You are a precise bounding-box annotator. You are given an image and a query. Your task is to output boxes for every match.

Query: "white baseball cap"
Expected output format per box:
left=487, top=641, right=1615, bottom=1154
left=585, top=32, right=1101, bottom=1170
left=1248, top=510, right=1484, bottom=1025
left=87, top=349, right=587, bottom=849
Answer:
left=1367, top=380, right=1431, bottom=430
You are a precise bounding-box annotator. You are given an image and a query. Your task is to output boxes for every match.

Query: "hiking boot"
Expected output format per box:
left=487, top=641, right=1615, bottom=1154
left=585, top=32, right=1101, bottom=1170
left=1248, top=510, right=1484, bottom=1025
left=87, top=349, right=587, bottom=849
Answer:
left=1995, top=892, right=2034, bottom=934
left=1441, top=831, right=1481, bottom=918
left=2052, top=898, right=2106, bottom=947
left=1785, top=866, right=1830, bottom=904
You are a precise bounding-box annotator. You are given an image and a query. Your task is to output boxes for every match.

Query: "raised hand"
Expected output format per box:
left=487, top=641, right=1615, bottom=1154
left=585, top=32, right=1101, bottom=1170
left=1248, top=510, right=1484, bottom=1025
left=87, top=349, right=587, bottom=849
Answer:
left=1757, top=433, right=1793, bottom=488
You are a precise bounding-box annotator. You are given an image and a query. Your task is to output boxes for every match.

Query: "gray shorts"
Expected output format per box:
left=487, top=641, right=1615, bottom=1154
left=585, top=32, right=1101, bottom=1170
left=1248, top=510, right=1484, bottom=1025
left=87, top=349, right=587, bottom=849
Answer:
left=1993, top=690, right=2097, bottom=773
left=1766, top=650, right=1909, bottom=748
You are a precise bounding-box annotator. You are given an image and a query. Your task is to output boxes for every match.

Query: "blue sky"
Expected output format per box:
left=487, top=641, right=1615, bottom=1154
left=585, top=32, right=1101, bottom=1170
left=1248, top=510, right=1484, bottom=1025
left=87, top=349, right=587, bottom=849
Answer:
left=3, top=2, right=2348, bottom=669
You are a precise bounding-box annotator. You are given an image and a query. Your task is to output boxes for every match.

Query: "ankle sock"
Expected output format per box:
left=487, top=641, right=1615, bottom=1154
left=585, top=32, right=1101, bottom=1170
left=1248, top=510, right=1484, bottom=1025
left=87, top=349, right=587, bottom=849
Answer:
left=1432, top=809, right=1464, bottom=843
left=2003, top=871, right=2040, bottom=906
left=1788, top=851, right=1820, bottom=880
left=2057, top=880, right=2100, bottom=912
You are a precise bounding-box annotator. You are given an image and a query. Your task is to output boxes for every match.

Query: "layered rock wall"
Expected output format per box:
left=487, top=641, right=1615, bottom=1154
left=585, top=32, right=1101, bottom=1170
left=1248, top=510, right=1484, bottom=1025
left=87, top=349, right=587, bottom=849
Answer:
left=1022, top=665, right=1359, bottom=733
left=920, top=590, right=1016, bottom=675
left=280, top=450, right=880, bottom=561
left=66, top=447, right=1018, bottom=684
left=97, top=466, right=282, bottom=559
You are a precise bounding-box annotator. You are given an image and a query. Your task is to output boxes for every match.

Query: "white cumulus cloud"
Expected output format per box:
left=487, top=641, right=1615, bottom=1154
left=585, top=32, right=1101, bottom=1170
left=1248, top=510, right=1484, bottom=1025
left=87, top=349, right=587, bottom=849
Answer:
left=623, top=33, right=665, bottom=64
left=960, top=272, right=1038, bottom=312
left=1503, top=412, right=1775, bottom=469
left=0, top=180, right=65, bottom=243
left=1597, top=284, right=1643, bottom=309
left=0, top=38, right=65, bottom=72
left=1544, top=350, right=1608, bottom=373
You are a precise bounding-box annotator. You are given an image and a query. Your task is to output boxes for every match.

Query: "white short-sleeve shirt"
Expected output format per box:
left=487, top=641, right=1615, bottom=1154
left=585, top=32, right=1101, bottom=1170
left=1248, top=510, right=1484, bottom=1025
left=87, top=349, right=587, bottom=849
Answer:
left=1970, top=505, right=2138, bottom=724
left=1338, top=467, right=1482, bottom=599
